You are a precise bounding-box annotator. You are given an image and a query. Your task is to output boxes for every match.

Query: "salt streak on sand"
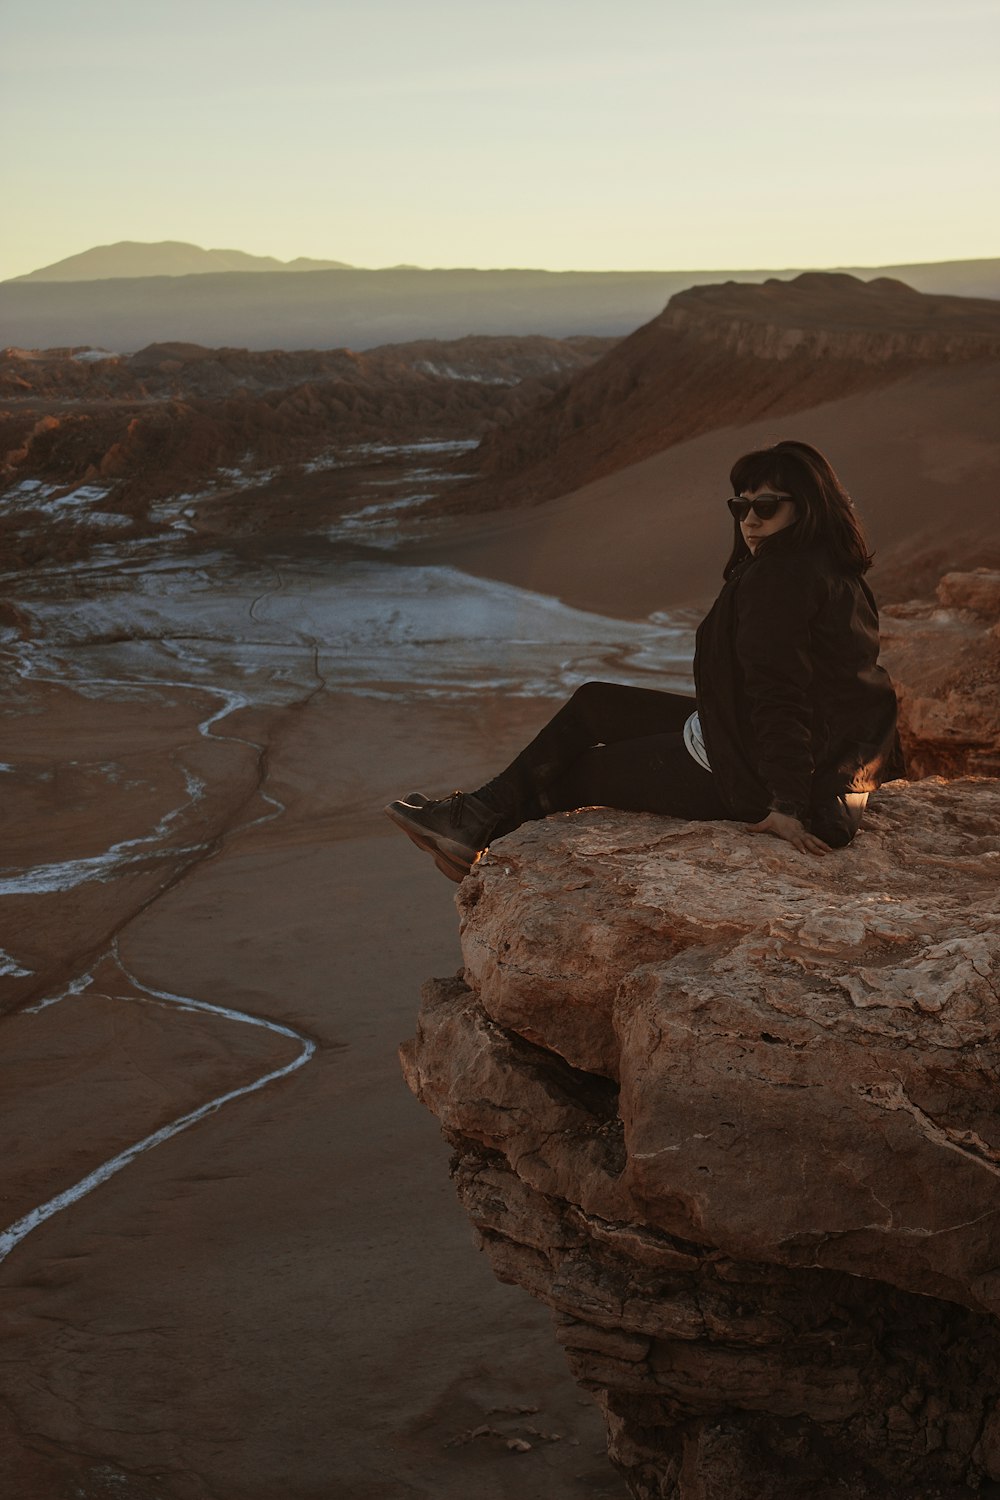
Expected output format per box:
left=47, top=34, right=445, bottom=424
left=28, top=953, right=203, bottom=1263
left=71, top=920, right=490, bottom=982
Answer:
left=16, top=555, right=696, bottom=700
left=0, top=547, right=669, bottom=1496
left=1, top=555, right=690, bottom=1258
left=1, top=636, right=310, bottom=1267
left=0, top=647, right=273, bottom=894
left=0, top=945, right=315, bottom=1267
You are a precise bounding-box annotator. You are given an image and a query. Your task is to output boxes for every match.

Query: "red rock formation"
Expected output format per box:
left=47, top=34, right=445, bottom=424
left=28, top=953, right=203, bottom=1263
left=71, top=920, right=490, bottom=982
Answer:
left=402, top=778, right=1000, bottom=1498
left=0, top=334, right=613, bottom=403
left=449, top=273, right=1000, bottom=511
left=0, top=334, right=614, bottom=504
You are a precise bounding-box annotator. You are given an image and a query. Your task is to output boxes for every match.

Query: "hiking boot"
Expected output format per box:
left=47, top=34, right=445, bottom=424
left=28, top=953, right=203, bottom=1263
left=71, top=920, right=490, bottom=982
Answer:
left=384, top=790, right=501, bottom=882
left=390, top=792, right=468, bottom=881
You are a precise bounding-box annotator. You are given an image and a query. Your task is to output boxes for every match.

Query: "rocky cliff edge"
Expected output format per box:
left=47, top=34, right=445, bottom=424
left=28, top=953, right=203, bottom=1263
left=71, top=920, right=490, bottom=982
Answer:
left=403, top=765, right=1000, bottom=1492
left=401, top=780, right=1000, bottom=1494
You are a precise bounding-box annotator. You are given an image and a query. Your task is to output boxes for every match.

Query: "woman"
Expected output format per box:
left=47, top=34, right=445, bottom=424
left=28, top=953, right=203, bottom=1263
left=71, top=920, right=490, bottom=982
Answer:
left=385, top=440, right=903, bottom=879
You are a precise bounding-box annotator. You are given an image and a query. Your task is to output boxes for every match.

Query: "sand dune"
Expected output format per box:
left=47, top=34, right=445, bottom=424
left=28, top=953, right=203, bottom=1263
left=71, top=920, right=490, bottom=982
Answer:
left=453, top=273, right=1000, bottom=513
left=403, top=359, right=1000, bottom=615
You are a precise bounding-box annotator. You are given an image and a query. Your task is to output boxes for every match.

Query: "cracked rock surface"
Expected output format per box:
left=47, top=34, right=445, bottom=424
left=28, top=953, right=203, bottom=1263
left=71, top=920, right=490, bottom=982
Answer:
left=401, top=777, right=1000, bottom=1499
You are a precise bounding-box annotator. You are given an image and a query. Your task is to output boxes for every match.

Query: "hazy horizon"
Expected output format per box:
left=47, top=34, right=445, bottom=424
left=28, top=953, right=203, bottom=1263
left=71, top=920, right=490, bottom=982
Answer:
left=12, top=238, right=1000, bottom=285
left=2, top=0, right=997, bottom=284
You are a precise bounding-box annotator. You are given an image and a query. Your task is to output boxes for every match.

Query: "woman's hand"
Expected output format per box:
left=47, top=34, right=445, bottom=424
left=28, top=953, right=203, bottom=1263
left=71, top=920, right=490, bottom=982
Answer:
left=746, top=810, right=832, bottom=857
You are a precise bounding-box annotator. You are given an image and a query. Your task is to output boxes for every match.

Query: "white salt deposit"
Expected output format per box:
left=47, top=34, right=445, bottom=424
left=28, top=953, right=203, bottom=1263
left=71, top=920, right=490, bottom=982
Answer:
left=328, top=493, right=436, bottom=544
left=0, top=949, right=33, bottom=978
left=353, top=439, right=478, bottom=456
left=0, top=951, right=315, bottom=1267
left=414, top=360, right=518, bottom=386
left=68, top=484, right=114, bottom=503
left=0, top=838, right=207, bottom=896
left=17, top=559, right=693, bottom=703
left=0, top=480, right=114, bottom=517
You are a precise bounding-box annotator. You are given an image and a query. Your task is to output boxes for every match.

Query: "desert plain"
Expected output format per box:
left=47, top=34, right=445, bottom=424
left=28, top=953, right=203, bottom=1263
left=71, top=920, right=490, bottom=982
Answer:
left=2, top=271, right=1000, bottom=1499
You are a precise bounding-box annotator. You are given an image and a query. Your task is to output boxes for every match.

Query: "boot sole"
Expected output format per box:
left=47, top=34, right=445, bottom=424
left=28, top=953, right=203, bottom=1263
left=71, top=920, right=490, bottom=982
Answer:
left=383, top=802, right=474, bottom=882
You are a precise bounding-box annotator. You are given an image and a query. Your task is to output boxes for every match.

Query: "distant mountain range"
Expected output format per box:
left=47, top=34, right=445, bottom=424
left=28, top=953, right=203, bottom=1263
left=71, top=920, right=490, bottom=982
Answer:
left=1, top=242, right=998, bottom=352
left=13, top=241, right=354, bottom=281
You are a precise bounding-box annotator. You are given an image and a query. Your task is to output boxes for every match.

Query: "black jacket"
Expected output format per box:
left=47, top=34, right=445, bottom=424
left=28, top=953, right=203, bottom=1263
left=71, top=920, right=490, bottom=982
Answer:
left=694, top=532, right=903, bottom=839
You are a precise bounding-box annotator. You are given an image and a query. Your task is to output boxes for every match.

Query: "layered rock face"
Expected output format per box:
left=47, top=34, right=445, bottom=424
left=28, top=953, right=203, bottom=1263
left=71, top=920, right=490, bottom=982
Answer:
left=459, top=273, right=1000, bottom=509
left=402, top=778, right=1000, bottom=1498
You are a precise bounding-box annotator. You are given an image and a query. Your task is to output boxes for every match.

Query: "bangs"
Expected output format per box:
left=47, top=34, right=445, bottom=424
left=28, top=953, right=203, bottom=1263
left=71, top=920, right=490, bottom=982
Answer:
left=723, top=439, right=873, bottom=576
left=729, top=449, right=795, bottom=496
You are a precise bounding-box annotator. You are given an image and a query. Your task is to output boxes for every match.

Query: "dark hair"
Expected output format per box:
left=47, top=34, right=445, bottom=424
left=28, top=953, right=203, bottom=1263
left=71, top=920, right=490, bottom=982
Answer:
left=723, top=439, right=874, bottom=578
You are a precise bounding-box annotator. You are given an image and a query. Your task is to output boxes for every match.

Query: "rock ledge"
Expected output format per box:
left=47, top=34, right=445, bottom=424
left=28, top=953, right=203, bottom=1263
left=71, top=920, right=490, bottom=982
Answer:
left=402, top=778, right=1000, bottom=1499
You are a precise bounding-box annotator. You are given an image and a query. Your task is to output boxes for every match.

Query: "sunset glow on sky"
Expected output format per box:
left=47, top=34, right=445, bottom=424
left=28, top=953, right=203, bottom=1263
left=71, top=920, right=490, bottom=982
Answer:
left=2, top=0, right=997, bottom=281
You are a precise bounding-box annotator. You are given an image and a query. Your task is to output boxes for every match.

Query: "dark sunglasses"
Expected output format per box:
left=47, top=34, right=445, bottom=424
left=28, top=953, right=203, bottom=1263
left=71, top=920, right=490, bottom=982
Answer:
left=727, top=494, right=794, bottom=522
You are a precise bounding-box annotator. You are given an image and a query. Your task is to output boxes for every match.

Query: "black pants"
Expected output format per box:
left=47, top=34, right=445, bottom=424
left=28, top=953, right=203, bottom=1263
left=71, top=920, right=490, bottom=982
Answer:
left=480, top=681, right=734, bottom=830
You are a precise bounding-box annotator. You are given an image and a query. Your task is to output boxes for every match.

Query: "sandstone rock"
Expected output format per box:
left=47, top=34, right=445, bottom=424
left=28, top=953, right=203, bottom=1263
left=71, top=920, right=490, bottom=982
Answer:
left=402, top=778, right=1000, bottom=1498
left=883, top=580, right=1000, bottom=777
left=937, top=569, right=1000, bottom=619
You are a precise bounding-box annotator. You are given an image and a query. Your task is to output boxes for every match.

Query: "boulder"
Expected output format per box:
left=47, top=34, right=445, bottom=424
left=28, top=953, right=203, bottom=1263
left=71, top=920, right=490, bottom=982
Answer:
left=882, top=572, right=1000, bottom=778
left=402, top=778, right=1000, bottom=1498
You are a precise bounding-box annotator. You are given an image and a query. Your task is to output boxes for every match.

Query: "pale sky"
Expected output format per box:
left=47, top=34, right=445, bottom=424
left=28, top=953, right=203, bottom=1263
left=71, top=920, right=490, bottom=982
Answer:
left=2, top=0, right=997, bottom=281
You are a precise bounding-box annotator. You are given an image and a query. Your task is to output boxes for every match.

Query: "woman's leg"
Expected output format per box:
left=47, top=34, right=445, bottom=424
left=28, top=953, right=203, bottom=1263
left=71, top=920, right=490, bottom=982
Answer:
left=385, top=681, right=707, bottom=880
left=475, top=681, right=699, bottom=825
left=544, top=730, right=732, bottom=822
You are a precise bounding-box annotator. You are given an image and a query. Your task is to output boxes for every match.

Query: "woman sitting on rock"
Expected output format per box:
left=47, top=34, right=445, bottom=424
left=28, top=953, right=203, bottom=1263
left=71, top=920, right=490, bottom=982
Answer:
left=386, top=439, right=903, bottom=878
